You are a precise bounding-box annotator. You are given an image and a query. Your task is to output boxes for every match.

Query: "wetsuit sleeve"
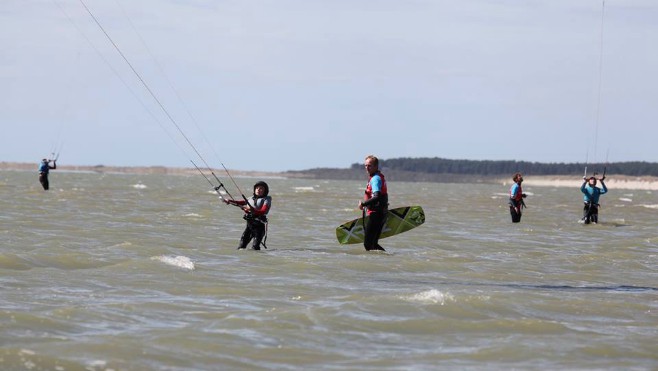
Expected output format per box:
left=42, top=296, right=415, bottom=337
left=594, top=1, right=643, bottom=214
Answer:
left=580, top=182, right=587, bottom=194
left=600, top=181, right=607, bottom=194
left=362, top=191, right=382, bottom=207
left=370, top=176, right=382, bottom=193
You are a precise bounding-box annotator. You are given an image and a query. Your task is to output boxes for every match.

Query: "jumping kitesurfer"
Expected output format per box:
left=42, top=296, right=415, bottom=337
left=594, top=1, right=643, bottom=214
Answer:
left=224, top=181, right=271, bottom=250
left=581, top=175, right=607, bottom=224
left=358, top=155, right=388, bottom=251
left=508, top=172, right=527, bottom=223
left=38, top=158, right=57, bottom=190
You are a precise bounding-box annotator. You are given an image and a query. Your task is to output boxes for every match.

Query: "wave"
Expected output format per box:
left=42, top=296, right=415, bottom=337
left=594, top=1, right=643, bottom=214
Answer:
left=400, top=289, right=455, bottom=305
left=293, top=186, right=316, bottom=192
left=151, top=255, right=195, bottom=270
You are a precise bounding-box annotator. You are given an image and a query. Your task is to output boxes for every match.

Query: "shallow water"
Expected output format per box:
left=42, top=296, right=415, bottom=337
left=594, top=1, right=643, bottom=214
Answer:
left=1, top=170, right=657, bottom=370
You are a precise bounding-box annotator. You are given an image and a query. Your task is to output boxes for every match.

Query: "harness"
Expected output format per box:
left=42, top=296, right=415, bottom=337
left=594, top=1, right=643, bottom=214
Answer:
left=509, top=183, right=525, bottom=210
left=243, top=195, right=271, bottom=249
left=364, top=171, right=388, bottom=214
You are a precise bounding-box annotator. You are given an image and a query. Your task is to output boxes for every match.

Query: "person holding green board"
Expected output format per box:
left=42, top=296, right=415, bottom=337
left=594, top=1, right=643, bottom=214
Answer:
left=358, top=155, right=388, bottom=251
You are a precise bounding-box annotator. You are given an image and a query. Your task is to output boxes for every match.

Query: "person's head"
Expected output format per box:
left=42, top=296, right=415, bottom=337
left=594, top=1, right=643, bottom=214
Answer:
left=42, top=158, right=48, bottom=163
left=253, top=181, right=269, bottom=197
left=364, top=155, right=379, bottom=175
left=588, top=176, right=597, bottom=186
left=513, top=172, right=523, bottom=183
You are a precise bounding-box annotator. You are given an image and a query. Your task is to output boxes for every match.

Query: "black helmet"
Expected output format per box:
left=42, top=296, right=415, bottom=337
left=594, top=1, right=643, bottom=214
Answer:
left=253, top=181, right=269, bottom=197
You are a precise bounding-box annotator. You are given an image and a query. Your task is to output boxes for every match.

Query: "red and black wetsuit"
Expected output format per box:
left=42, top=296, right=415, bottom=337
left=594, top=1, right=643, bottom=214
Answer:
left=228, top=182, right=272, bottom=250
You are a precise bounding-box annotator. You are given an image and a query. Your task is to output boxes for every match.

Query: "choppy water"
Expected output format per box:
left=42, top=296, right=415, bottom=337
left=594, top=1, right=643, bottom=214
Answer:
left=1, top=170, right=657, bottom=370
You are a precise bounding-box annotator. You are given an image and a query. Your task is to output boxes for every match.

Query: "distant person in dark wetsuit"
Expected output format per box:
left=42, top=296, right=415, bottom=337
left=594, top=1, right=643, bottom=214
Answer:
left=508, top=172, right=527, bottom=223
left=38, top=158, right=56, bottom=190
left=224, top=181, right=272, bottom=250
left=581, top=175, right=607, bottom=224
left=358, top=155, right=388, bottom=251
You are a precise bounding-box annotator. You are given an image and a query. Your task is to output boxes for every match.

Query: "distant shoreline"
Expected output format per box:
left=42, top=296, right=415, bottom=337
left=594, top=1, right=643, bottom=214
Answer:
left=507, top=176, right=658, bottom=191
left=0, top=161, right=285, bottom=178
left=3, top=162, right=657, bottom=190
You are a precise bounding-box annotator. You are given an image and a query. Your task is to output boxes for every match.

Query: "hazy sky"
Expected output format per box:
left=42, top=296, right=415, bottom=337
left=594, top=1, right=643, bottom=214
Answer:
left=2, top=0, right=657, bottom=172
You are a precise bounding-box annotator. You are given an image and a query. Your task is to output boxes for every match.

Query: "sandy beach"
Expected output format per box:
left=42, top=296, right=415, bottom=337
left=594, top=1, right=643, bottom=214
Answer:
left=512, top=175, right=658, bottom=191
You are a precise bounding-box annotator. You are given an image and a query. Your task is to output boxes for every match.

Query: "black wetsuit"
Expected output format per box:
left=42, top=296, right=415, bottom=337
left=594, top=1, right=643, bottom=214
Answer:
left=362, top=171, right=388, bottom=251
left=38, top=160, right=56, bottom=190
left=235, top=195, right=272, bottom=250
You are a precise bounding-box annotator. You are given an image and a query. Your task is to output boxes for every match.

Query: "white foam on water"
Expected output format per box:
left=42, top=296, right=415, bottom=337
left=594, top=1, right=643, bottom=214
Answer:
left=152, top=255, right=195, bottom=270
left=293, top=186, right=316, bottom=192
left=640, top=204, right=658, bottom=209
left=402, top=289, right=455, bottom=305
left=183, top=213, right=202, bottom=218
left=207, top=189, right=228, bottom=195
left=132, top=183, right=147, bottom=189
left=19, top=349, right=36, bottom=356
left=87, top=360, right=108, bottom=368
left=618, top=198, right=633, bottom=202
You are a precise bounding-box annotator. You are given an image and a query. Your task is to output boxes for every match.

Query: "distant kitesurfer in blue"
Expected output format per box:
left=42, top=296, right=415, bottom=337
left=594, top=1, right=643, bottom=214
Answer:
left=38, top=158, right=57, bottom=190
left=581, top=175, right=607, bottom=224
left=508, top=172, right=527, bottom=223
left=358, top=155, right=388, bottom=251
left=224, top=181, right=271, bottom=250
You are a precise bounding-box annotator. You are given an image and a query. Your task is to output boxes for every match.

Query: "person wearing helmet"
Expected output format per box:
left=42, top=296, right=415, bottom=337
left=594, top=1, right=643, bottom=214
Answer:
left=224, top=181, right=272, bottom=250
left=358, top=155, right=388, bottom=251
left=38, top=158, right=57, bottom=190
left=580, top=175, right=607, bottom=224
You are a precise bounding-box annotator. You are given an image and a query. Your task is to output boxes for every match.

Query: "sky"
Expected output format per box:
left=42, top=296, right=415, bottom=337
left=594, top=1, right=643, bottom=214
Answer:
left=2, top=0, right=657, bottom=172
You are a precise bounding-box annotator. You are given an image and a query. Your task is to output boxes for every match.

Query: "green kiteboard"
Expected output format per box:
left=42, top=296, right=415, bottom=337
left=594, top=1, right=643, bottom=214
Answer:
left=335, top=205, right=425, bottom=244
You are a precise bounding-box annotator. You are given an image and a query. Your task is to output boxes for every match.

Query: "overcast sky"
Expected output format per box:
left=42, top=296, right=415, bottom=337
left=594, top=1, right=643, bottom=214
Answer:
left=2, top=0, right=657, bottom=172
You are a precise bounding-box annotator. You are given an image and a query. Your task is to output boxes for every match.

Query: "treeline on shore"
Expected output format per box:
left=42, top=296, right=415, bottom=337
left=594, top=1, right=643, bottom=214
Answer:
left=365, top=157, right=658, bottom=177
left=285, top=157, right=658, bottom=183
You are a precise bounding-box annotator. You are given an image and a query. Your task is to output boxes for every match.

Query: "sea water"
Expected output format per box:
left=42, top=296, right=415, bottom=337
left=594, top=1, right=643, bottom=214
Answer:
left=1, top=170, right=656, bottom=370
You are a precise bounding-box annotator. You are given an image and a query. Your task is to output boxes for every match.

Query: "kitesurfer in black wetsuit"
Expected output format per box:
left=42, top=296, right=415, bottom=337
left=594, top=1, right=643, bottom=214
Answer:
left=38, top=158, right=57, bottom=190
left=358, top=155, right=388, bottom=251
left=224, top=181, right=272, bottom=250
left=508, top=172, right=527, bottom=223
left=581, top=175, right=607, bottom=224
